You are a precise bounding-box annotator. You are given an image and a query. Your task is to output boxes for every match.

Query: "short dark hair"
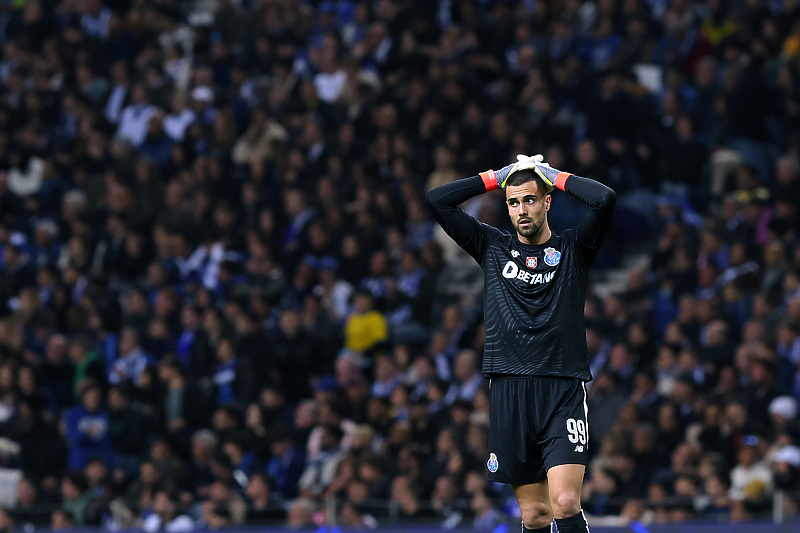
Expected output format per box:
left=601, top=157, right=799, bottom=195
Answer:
left=505, top=169, right=548, bottom=193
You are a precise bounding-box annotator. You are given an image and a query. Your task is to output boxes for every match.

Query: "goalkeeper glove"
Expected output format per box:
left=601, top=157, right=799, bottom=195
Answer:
left=480, top=154, right=544, bottom=191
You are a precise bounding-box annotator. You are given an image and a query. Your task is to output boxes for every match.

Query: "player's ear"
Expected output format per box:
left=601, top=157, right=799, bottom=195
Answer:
left=545, top=193, right=551, bottom=211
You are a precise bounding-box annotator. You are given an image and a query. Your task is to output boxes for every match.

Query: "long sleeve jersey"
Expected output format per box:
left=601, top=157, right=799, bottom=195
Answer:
left=425, top=173, right=616, bottom=380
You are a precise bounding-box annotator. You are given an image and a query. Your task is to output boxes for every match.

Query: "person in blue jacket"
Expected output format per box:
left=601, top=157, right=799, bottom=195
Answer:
left=63, top=382, right=115, bottom=470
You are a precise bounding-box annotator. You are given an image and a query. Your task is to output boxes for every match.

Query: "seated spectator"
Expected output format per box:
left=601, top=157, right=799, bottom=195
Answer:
left=371, top=354, right=401, bottom=399
left=189, top=429, right=218, bottom=497
left=60, top=472, right=91, bottom=526
left=344, top=290, right=388, bottom=354
left=245, top=473, right=287, bottom=524
left=117, top=84, right=157, bottom=147
left=68, top=335, right=106, bottom=402
left=266, top=427, right=305, bottom=502
left=50, top=509, right=75, bottom=531
left=107, top=385, right=147, bottom=475
left=82, top=457, right=115, bottom=525
left=471, top=490, right=503, bottom=530
left=391, top=475, right=435, bottom=521
left=142, top=490, right=194, bottom=532
left=64, top=383, right=115, bottom=471
left=444, top=350, right=484, bottom=405
left=124, top=461, right=162, bottom=513
left=222, top=432, right=259, bottom=486
left=148, top=439, right=188, bottom=495
left=158, top=358, right=214, bottom=438
left=213, top=336, right=255, bottom=404
left=431, top=474, right=465, bottom=528
left=109, top=328, right=153, bottom=386
left=729, top=435, right=773, bottom=504
left=298, top=425, right=346, bottom=497
left=200, top=480, right=246, bottom=528
left=11, top=477, right=49, bottom=528
left=286, top=497, right=317, bottom=529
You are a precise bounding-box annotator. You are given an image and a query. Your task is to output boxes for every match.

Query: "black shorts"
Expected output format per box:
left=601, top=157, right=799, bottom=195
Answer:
left=486, top=375, right=589, bottom=485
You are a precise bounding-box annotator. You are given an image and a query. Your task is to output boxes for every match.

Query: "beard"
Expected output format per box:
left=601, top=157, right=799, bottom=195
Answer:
left=513, top=217, right=543, bottom=239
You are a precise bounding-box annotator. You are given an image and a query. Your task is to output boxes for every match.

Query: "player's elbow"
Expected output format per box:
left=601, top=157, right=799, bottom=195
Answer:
left=599, top=187, right=616, bottom=209
left=424, top=188, right=441, bottom=211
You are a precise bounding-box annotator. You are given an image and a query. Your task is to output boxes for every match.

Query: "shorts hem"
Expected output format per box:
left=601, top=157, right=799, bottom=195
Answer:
left=487, top=473, right=547, bottom=485
left=544, top=460, right=588, bottom=472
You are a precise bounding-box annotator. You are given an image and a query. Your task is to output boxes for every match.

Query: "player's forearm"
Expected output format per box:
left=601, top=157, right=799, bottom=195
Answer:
left=425, top=175, right=486, bottom=246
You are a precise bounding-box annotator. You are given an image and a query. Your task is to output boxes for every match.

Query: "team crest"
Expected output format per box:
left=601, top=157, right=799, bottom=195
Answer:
left=487, top=453, right=499, bottom=473
left=526, top=257, right=537, bottom=269
left=544, top=247, right=561, bottom=266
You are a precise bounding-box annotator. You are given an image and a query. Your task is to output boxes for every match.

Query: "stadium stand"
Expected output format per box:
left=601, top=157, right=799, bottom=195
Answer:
left=1, top=0, right=800, bottom=530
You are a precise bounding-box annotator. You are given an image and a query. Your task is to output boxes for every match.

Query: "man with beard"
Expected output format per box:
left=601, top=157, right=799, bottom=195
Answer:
left=426, top=154, right=615, bottom=533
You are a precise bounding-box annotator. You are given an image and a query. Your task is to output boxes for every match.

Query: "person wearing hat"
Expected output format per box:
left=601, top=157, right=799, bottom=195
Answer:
left=771, top=445, right=800, bottom=490
left=729, top=435, right=773, bottom=503
left=769, top=396, right=799, bottom=429
left=190, top=85, right=216, bottom=126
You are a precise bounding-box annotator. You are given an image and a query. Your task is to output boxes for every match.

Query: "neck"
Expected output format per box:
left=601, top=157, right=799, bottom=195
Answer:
left=518, top=223, right=552, bottom=246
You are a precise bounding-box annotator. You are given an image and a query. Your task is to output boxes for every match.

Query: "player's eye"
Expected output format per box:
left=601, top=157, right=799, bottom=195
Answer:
left=526, top=198, right=536, bottom=204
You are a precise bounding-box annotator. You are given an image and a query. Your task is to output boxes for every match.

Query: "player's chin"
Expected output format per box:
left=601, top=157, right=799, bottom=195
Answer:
left=515, top=223, right=539, bottom=237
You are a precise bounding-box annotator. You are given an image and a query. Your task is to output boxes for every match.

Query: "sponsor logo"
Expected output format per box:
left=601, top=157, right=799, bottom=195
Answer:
left=487, top=453, right=499, bottom=473
left=510, top=250, right=520, bottom=257
left=544, top=247, right=561, bottom=266
left=574, top=445, right=584, bottom=453
left=501, top=261, right=555, bottom=285
left=526, top=256, right=537, bottom=268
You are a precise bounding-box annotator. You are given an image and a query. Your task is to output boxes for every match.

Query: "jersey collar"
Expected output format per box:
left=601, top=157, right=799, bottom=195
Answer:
left=513, top=232, right=558, bottom=250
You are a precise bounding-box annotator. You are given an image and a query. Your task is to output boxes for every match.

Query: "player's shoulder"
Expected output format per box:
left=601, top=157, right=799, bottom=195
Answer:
left=477, top=221, right=510, bottom=242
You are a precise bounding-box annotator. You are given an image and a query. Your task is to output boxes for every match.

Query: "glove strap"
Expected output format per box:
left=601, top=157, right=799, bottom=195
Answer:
left=554, top=172, right=571, bottom=191
left=480, top=170, right=499, bottom=191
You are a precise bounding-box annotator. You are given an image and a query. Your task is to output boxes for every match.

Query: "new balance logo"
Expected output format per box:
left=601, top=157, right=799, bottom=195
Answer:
left=574, top=445, right=584, bottom=452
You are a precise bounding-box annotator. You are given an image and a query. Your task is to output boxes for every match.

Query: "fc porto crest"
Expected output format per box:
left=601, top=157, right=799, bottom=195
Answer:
left=526, top=256, right=537, bottom=269
left=487, top=453, right=499, bottom=473
left=544, top=247, right=561, bottom=266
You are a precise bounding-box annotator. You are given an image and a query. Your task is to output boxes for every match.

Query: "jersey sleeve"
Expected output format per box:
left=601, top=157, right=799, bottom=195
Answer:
left=425, top=176, right=503, bottom=263
left=557, top=174, right=616, bottom=265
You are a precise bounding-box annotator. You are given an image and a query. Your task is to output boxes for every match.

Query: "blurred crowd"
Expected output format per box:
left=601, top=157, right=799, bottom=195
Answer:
left=1, top=0, right=800, bottom=530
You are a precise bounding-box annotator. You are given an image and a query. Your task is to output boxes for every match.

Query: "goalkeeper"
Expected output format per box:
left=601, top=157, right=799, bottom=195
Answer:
left=426, top=155, right=616, bottom=533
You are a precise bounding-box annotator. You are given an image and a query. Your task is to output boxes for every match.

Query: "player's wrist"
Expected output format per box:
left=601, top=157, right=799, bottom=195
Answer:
left=554, top=171, right=571, bottom=191
left=480, top=170, right=500, bottom=191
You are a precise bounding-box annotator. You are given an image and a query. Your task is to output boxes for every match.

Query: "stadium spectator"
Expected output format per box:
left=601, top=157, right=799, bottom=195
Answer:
left=142, top=489, right=194, bottom=532
left=63, top=383, right=114, bottom=471
left=245, top=472, right=287, bottom=524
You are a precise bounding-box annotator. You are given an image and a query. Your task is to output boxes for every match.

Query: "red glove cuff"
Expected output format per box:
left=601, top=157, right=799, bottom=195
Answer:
left=480, top=170, right=499, bottom=191
left=554, top=172, right=571, bottom=191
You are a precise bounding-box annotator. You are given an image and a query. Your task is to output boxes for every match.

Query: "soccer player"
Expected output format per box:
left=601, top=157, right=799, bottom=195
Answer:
left=425, top=155, right=616, bottom=533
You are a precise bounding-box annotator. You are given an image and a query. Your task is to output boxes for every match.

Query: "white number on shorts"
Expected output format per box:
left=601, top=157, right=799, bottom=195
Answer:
left=566, top=418, right=586, bottom=445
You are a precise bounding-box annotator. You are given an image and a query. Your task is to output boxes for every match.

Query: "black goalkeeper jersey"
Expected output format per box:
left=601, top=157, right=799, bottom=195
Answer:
left=426, top=174, right=615, bottom=381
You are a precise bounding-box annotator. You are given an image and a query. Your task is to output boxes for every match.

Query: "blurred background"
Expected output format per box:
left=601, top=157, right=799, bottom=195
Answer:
left=0, top=0, right=800, bottom=531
